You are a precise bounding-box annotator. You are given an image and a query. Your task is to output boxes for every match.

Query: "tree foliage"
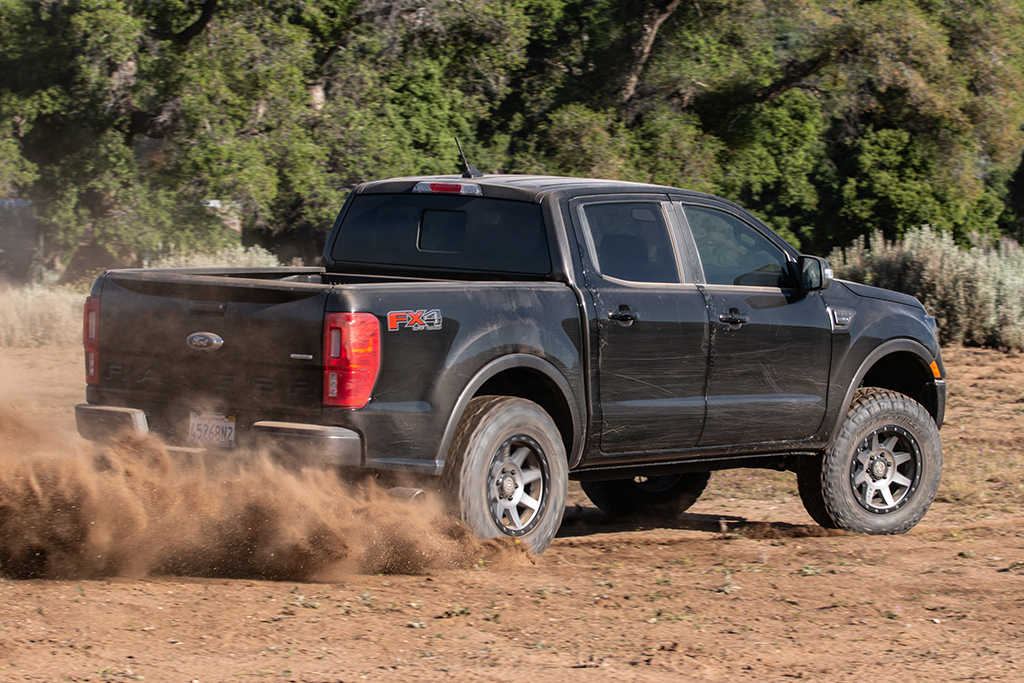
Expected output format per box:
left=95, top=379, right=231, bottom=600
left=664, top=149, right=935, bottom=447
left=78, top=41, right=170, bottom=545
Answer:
left=1, top=0, right=1024, bottom=266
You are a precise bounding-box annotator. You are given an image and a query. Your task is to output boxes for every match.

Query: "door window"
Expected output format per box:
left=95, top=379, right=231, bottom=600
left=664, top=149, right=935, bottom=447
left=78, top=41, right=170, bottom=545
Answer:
left=582, top=202, right=680, bottom=283
left=684, top=206, right=792, bottom=288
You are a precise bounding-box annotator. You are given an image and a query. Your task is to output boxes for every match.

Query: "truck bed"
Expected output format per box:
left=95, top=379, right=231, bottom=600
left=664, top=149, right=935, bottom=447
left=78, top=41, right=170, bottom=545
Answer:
left=84, top=266, right=585, bottom=470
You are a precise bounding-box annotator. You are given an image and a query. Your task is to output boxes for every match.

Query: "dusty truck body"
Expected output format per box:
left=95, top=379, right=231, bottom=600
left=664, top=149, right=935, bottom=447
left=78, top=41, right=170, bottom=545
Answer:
left=77, top=175, right=946, bottom=553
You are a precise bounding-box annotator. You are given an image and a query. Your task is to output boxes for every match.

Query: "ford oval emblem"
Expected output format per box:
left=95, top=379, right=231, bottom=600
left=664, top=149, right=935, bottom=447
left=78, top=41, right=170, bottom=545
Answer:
left=186, top=331, right=224, bottom=352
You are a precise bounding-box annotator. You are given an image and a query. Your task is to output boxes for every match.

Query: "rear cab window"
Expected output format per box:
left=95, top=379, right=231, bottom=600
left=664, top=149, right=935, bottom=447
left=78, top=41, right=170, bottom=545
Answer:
left=330, top=194, right=551, bottom=276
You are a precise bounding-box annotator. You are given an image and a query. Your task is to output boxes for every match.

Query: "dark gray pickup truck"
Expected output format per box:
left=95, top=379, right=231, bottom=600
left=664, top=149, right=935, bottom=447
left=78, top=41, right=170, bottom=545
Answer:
left=76, top=174, right=945, bottom=554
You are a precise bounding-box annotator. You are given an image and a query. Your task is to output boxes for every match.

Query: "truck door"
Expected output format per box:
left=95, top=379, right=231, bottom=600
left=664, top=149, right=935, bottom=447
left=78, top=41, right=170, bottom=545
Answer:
left=677, top=203, right=832, bottom=447
left=571, top=197, right=709, bottom=458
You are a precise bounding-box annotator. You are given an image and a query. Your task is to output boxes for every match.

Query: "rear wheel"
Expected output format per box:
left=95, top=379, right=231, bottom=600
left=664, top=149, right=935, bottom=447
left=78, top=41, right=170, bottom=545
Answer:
left=442, top=396, right=567, bottom=554
left=819, top=388, right=942, bottom=534
left=580, top=472, right=710, bottom=519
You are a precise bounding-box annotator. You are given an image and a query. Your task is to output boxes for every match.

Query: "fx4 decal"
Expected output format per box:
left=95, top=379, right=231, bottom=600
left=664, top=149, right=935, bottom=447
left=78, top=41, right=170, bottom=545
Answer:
left=388, top=309, right=443, bottom=331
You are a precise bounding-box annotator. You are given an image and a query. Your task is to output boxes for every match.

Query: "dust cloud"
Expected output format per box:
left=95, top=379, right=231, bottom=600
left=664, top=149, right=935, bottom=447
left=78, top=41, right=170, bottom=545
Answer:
left=0, top=405, right=527, bottom=581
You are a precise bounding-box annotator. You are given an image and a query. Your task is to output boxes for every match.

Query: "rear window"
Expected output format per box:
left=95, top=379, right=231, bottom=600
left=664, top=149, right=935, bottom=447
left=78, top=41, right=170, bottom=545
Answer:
left=330, top=194, right=551, bottom=275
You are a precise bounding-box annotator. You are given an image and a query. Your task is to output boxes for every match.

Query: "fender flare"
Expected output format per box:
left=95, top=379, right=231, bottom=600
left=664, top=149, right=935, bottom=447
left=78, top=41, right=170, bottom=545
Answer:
left=828, top=338, right=936, bottom=447
left=435, top=354, right=584, bottom=472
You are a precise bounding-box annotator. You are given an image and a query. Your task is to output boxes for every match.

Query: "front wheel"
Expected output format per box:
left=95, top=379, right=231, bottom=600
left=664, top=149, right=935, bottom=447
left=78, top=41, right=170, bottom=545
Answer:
left=442, top=396, right=568, bottom=555
left=820, top=388, right=942, bottom=534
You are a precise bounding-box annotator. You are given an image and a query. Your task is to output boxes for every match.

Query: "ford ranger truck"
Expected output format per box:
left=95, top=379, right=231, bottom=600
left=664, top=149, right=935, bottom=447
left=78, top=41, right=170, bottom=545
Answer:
left=76, top=174, right=946, bottom=554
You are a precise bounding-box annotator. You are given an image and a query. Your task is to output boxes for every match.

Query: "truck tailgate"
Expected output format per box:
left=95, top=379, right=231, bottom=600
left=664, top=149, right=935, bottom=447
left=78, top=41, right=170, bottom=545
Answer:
left=93, top=270, right=330, bottom=443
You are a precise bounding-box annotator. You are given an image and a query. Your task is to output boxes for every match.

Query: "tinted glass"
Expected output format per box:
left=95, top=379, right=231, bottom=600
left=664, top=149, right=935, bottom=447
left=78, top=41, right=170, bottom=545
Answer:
left=684, top=206, right=792, bottom=288
left=419, top=210, right=466, bottom=253
left=583, top=202, right=679, bottom=283
left=331, top=194, right=551, bottom=274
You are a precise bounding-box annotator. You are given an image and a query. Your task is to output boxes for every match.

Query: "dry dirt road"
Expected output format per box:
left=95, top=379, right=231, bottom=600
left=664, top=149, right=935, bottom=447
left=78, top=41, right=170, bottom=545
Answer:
left=1, top=345, right=1024, bottom=682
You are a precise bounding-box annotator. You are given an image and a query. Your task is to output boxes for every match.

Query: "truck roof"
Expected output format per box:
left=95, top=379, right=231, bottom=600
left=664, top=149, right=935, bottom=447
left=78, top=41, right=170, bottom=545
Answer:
left=354, top=174, right=719, bottom=203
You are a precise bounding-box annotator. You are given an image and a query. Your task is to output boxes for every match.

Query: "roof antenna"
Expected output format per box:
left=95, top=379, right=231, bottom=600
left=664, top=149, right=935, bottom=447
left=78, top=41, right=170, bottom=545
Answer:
left=455, top=137, right=484, bottom=178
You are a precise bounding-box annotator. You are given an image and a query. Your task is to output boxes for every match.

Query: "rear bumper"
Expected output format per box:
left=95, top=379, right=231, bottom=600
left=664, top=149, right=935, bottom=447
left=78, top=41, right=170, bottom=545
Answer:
left=75, top=404, right=149, bottom=441
left=75, top=405, right=362, bottom=466
left=252, top=421, right=362, bottom=467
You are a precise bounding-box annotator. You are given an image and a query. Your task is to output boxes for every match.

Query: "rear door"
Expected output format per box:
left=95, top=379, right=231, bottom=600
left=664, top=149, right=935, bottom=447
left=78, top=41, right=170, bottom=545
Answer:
left=571, top=196, right=709, bottom=458
left=676, top=202, right=832, bottom=446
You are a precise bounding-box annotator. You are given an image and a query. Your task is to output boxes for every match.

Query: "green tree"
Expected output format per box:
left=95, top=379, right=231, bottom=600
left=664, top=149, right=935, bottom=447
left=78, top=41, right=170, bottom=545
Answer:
left=0, top=0, right=536, bottom=268
left=3, top=0, right=1024, bottom=268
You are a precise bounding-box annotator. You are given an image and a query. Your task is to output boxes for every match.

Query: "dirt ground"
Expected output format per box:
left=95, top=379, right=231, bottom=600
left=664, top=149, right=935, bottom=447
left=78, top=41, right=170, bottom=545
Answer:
left=2, top=345, right=1024, bottom=682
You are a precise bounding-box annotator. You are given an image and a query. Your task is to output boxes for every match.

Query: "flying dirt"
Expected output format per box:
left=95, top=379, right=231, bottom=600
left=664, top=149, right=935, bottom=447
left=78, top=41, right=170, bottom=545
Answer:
left=0, top=405, right=524, bottom=581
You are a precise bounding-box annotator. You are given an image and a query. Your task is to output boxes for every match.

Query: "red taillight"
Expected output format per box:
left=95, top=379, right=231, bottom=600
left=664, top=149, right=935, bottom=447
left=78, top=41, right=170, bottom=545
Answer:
left=323, top=312, right=381, bottom=409
left=83, top=295, right=100, bottom=386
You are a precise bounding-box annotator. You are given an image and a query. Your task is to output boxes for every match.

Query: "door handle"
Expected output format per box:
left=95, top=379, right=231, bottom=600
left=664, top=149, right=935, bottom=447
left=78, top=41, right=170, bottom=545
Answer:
left=608, top=307, right=639, bottom=324
left=718, top=309, right=748, bottom=326
left=188, top=299, right=228, bottom=319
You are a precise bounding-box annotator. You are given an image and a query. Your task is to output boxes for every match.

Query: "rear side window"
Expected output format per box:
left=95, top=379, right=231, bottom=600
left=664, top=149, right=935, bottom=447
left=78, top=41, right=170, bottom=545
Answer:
left=330, top=194, right=551, bottom=275
left=582, top=202, right=679, bottom=283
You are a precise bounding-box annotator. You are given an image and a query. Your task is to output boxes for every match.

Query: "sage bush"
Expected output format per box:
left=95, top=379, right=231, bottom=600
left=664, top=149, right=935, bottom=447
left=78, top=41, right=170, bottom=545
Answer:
left=830, top=227, right=1024, bottom=350
left=149, top=245, right=282, bottom=269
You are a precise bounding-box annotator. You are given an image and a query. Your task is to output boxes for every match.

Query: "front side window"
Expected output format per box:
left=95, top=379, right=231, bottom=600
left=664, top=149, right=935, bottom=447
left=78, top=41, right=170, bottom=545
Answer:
left=583, top=202, right=679, bottom=284
left=684, top=206, right=792, bottom=288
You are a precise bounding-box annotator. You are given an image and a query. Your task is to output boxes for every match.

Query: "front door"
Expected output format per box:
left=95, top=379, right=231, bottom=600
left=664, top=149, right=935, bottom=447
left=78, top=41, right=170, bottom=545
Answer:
left=679, top=203, right=832, bottom=447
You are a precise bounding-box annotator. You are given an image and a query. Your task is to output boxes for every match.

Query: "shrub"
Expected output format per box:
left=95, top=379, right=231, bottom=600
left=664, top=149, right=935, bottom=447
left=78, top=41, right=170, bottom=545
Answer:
left=149, top=245, right=282, bottom=269
left=0, top=285, right=81, bottom=348
left=829, top=227, right=1024, bottom=350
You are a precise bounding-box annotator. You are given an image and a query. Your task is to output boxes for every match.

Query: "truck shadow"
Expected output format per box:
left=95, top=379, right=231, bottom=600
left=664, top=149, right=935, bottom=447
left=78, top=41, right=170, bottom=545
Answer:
left=556, top=505, right=844, bottom=540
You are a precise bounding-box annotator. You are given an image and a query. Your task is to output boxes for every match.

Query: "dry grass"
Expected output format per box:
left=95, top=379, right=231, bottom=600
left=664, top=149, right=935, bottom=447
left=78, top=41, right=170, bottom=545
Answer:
left=936, top=443, right=1024, bottom=508
left=0, top=285, right=81, bottom=348
left=150, top=245, right=282, bottom=268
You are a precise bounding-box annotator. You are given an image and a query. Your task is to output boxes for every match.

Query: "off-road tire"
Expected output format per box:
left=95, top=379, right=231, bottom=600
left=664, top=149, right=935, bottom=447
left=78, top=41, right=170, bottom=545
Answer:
left=580, top=472, right=710, bottom=519
left=821, top=387, right=942, bottom=534
left=442, top=396, right=567, bottom=554
left=795, top=455, right=839, bottom=528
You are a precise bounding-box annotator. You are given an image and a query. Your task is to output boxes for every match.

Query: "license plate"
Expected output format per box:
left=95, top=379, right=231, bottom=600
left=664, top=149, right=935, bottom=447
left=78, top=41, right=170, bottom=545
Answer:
left=188, top=412, right=236, bottom=448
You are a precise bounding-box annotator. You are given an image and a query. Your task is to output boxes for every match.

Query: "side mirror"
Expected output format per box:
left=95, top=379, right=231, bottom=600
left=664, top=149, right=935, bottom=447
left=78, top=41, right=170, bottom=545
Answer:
left=798, top=255, right=833, bottom=291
